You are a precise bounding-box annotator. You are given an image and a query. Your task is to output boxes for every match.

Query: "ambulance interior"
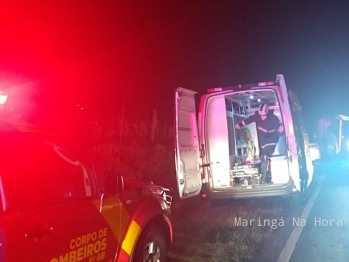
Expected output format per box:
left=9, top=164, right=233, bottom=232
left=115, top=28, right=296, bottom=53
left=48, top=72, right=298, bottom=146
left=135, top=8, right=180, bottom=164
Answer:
left=205, top=89, right=288, bottom=189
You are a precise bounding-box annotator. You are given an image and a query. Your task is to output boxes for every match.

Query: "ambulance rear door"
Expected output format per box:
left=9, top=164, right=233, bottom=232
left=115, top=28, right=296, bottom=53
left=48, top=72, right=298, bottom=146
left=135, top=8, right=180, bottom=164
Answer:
left=174, top=88, right=202, bottom=199
left=251, top=74, right=301, bottom=191
left=273, top=74, right=300, bottom=191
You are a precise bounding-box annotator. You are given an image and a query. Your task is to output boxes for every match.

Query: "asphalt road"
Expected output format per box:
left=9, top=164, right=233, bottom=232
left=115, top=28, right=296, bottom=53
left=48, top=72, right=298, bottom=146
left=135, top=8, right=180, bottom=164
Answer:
left=288, top=161, right=349, bottom=262
left=169, top=158, right=349, bottom=262
left=255, top=158, right=349, bottom=262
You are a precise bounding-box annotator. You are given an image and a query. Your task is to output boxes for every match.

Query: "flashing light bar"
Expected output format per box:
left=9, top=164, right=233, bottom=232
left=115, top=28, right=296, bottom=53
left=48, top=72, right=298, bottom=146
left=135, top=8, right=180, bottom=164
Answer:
left=0, top=93, right=8, bottom=105
left=258, top=81, right=275, bottom=86
left=207, top=81, right=276, bottom=93
left=207, top=87, right=223, bottom=93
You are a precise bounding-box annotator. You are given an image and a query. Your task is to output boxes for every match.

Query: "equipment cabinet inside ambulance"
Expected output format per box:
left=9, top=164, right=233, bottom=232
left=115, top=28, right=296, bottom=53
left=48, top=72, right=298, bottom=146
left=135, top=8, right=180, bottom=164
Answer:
left=174, top=74, right=320, bottom=200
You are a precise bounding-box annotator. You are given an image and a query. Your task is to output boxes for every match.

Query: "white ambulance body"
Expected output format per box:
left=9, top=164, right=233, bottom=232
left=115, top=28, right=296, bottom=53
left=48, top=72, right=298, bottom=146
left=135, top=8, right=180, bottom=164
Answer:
left=174, top=74, right=320, bottom=200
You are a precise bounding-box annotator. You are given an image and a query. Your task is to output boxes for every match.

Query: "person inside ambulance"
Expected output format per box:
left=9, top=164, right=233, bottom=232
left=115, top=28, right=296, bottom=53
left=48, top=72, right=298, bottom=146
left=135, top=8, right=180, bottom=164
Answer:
left=235, top=104, right=284, bottom=183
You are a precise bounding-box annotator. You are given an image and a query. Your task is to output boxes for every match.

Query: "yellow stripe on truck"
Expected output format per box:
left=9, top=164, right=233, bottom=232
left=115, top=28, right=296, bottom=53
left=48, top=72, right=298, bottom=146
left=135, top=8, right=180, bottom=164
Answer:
left=121, top=220, right=141, bottom=256
left=91, top=198, right=131, bottom=244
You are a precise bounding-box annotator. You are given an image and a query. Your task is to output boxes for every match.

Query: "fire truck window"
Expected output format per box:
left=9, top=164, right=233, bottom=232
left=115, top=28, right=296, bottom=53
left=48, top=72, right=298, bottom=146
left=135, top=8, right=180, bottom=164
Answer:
left=93, top=164, right=107, bottom=194
left=93, top=165, right=119, bottom=195
left=0, top=135, right=94, bottom=212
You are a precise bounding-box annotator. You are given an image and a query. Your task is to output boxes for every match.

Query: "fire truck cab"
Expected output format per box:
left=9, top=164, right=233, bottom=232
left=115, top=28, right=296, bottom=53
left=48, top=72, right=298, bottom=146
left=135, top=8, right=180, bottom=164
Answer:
left=174, top=74, right=320, bottom=200
left=0, top=121, right=173, bottom=262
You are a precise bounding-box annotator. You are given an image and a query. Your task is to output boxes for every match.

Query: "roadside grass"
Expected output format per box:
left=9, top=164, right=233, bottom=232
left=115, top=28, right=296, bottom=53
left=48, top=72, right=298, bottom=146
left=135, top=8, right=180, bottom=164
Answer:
left=71, top=115, right=288, bottom=261
left=167, top=198, right=285, bottom=262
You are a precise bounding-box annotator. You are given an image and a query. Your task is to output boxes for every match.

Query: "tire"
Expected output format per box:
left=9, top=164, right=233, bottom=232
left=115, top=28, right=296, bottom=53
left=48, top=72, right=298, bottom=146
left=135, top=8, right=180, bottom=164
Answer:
left=133, top=224, right=168, bottom=262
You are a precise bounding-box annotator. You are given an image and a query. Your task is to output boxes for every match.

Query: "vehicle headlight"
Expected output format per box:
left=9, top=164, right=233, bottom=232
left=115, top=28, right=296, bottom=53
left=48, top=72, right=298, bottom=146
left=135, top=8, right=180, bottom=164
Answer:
left=147, top=185, right=173, bottom=210
left=162, top=187, right=173, bottom=208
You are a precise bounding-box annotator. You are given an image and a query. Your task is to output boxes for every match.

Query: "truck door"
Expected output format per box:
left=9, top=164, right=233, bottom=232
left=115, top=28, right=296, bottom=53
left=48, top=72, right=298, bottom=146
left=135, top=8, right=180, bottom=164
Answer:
left=5, top=138, right=119, bottom=262
left=0, top=181, right=23, bottom=262
left=174, top=88, right=202, bottom=199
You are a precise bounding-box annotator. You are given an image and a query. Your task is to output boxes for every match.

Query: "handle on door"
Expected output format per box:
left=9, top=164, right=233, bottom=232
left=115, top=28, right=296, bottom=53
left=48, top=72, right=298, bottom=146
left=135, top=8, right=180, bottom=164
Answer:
left=25, top=226, right=54, bottom=241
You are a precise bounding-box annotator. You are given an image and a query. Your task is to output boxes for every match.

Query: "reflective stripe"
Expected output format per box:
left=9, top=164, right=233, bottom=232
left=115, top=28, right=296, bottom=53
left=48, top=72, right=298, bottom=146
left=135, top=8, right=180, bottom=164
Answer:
left=261, top=143, right=277, bottom=149
left=258, top=126, right=268, bottom=132
left=91, top=198, right=130, bottom=244
left=117, top=248, right=131, bottom=261
left=121, top=220, right=141, bottom=256
left=258, top=126, right=277, bottom=133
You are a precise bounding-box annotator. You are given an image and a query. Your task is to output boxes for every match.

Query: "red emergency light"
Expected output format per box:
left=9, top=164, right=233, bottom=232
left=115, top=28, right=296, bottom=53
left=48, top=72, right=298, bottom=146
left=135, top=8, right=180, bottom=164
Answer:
left=0, top=93, right=8, bottom=105
left=258, top=81, right=275, bottom=86
left=207, top=87, right=223, bottom=93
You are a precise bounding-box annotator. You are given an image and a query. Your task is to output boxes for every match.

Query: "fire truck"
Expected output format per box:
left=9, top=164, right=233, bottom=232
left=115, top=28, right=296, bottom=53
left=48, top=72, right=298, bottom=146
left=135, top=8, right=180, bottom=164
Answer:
left=0, top=120, right=173, bottom=262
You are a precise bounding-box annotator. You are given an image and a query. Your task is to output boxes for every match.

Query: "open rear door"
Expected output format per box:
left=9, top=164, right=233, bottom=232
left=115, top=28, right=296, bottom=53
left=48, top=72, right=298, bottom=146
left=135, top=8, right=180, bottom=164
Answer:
left=275, top=75, right=301, bottom=191
left=175, top=87, right=202, bottom=199
left=250, top=75, right=300, bottom=191
left=288, top=89, right=313, bottom=187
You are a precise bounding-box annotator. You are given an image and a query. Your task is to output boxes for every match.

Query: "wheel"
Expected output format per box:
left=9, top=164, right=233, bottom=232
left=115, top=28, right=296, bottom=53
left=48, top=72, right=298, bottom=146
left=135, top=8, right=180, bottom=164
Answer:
left=133, top=224, right=167, bottom=262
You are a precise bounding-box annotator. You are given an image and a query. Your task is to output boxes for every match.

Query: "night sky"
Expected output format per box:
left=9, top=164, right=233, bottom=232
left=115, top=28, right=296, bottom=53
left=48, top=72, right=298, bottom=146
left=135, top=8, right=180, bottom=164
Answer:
left=0, top=1, right=349, bottom=135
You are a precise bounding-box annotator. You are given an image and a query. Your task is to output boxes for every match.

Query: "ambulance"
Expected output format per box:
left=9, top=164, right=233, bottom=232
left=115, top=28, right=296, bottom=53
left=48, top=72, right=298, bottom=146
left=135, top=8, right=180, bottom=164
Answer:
left=0, top=121, right=173, bottom=262
left=174, top=74, right=320, bottom=200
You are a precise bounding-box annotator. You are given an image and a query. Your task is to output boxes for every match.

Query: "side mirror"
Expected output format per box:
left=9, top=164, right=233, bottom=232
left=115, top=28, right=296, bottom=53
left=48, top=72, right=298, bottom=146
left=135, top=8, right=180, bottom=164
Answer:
left=104, top=170, right=124, bottom=195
